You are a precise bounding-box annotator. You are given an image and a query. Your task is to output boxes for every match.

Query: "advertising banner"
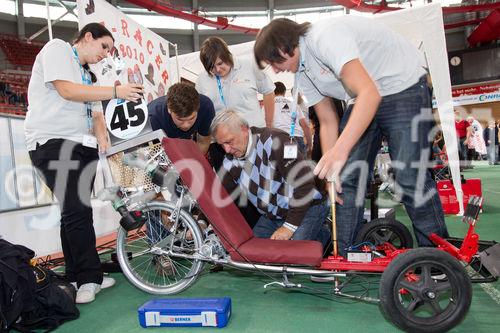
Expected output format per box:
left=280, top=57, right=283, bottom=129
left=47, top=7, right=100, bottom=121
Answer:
left=451, top=82, right=500, bottom=106
left=77, top=0, right=173, bottom=143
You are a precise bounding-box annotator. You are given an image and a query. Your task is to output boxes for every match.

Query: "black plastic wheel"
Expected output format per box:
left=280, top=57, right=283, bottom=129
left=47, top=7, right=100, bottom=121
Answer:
left=379, top=248, right=472, bottom=333
left=354, top=218, right=413, bottom=249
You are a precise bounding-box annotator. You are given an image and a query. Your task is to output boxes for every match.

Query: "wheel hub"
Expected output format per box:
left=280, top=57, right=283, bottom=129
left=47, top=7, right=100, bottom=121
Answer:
left=425, top=290, right=436, bottom=299
left=151, top=246, right=164, bottom=255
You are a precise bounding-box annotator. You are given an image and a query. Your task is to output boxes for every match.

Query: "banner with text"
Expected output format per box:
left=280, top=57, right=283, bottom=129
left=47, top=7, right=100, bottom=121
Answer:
left=451, top=82, right=500, bottom=106
left=77, top=0, right=173, bottom=142
left=433, top=82, right=500, bottom=107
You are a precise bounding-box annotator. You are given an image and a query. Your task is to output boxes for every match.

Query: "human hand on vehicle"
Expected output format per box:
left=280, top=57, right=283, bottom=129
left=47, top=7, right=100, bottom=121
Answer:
left=271, top=226, right=294, bottom=240
left=117, top=83, right=144, bottom=102
left=97, top=136, right=110, bottom=154
left=314, top=145, right=348, bottom=203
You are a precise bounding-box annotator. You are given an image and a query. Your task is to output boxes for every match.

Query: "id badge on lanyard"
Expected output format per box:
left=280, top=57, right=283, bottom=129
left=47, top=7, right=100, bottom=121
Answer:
left=284, top=142, right=298, bottom=159
left=72, top=47, right=97, bottom=148
left=216, top=75, right=228, bottom=110
left=284, top=64, right=303, bottom=160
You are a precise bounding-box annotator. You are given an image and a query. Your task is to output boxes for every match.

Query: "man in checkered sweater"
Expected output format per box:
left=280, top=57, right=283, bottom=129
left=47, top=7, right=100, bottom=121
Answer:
left=211, top=110, right=330, bottom=245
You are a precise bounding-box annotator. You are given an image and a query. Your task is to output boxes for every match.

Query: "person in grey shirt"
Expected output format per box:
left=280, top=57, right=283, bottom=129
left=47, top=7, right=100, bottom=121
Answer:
left=254, top=17, right=448, bottom=255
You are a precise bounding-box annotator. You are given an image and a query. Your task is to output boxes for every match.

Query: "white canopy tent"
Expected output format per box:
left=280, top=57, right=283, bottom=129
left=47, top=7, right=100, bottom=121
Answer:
left=172, top=3, right=463, bottom=214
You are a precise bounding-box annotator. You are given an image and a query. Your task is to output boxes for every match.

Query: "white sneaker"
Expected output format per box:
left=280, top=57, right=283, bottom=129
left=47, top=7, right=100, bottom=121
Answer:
left=76, top=283, right=101, bottom=304
left=74, top=277, right=115, bottom=304
left=101, top=276, right=116, bottom=289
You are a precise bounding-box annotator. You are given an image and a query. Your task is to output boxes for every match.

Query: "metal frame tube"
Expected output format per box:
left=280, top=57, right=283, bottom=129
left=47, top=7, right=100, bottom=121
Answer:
left=44, top=0, right=53, bottom=40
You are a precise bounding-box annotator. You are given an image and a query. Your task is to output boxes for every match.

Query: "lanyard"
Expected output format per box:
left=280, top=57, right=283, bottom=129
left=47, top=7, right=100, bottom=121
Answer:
left=72, top=47, right=93, bottom=133
left=290, top=56, right=306, bottom=138
left=289, top=80, right=298, bottom=138
left=215, top=75, right=227, bottom=109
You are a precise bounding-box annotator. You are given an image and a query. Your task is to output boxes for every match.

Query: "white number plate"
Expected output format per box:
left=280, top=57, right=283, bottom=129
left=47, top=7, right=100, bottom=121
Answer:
left=105, top=98, right=148, bottom=140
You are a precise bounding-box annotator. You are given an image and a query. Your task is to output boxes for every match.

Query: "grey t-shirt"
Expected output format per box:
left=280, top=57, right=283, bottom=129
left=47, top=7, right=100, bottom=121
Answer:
left=25, top=39, right=101, bottom=150
left=273, top=96, right=305, bottom=137
left=298, top=16, right=427, bottom=107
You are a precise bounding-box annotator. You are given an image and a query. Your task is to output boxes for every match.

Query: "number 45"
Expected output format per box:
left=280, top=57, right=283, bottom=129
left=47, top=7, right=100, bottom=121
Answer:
left=110, top=101, right=146, bottom=131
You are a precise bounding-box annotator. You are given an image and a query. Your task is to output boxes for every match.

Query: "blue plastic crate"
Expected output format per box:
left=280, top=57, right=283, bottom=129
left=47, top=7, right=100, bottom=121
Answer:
left=138, top=298, right=231, bottom=328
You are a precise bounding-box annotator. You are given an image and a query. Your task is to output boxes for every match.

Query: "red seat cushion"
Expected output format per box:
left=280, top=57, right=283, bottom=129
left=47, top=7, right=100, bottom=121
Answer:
left=162, top=137, right=323, bottom=267
left=231, top=237, right=323, bottom=266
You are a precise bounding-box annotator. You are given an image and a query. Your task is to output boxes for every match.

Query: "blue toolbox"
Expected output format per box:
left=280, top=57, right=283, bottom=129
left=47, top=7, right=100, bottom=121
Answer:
left=138, top=298, right=231, bottom=328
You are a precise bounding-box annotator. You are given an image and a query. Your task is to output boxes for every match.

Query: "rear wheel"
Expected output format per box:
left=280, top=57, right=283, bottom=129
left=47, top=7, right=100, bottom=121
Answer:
left=355, top=218, right=413, bottom=249
left=116, top=201, right=205, bottom=294
left=379, top=248, right=472, bottom=333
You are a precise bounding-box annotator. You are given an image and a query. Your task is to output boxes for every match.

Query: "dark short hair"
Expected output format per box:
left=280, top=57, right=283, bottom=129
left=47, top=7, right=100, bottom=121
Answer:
left=274, top=81, right=286, bottom=95
left=254, top=18, right=310, bottom=69
left=167, top=82, right=200, bottom=118
left=73, top=22, right=114, bottom=44
left=199, top=37, right=234, bottom=76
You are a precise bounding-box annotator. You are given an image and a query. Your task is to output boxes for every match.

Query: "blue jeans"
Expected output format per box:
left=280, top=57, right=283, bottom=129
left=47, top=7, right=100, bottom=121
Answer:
left=336, top=76, right=448, bottom=256
left=253, top=200, right=331, bottom=248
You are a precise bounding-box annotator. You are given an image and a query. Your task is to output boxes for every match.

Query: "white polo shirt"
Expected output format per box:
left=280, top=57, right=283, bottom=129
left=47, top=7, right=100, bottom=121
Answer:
left=298, top=16, right=427, bottom=107
left=196, top=57, right=275, bottom=128
left=25, top=39, right=101, bottom=151
left=273, top=95, right=305, bottom=138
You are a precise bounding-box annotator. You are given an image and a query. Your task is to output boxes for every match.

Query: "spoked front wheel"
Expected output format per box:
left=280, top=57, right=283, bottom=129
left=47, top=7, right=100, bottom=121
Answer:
left=379, top=248, right=472, bottom=333
left=116, top=201, right=205, bottom=294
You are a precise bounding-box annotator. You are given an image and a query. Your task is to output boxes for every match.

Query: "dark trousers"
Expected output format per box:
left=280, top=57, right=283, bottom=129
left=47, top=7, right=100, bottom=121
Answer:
left=311, top=127, right=322, bottom=164
left=457, top=137, right=468, bottom=167
left=29, top=139, right=102, bottom=287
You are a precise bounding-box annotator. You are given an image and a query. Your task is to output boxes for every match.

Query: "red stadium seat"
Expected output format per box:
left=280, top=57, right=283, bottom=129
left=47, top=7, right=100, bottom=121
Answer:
left=0, top=34, right=43, bottom=69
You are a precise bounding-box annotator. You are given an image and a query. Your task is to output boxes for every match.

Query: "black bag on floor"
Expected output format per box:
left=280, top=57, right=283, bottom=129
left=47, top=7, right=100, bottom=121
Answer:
left=0, top=239, right=34, bottom=332
left=0, top=239, right=79, bottom=333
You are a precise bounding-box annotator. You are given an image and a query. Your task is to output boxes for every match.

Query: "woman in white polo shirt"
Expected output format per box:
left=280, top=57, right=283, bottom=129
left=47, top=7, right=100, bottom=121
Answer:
left=195, top=36, right=275, bottom=172
left=25, top=23, right=143, bottom=304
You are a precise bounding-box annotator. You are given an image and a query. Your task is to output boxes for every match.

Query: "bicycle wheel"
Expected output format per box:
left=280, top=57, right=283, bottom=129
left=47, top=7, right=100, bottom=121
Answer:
left=116, top=201, right=205, bottom=294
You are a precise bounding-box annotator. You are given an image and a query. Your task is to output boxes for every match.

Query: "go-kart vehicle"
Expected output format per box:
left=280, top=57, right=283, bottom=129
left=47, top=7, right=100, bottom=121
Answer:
left=99, top=131, right=499, bottom=333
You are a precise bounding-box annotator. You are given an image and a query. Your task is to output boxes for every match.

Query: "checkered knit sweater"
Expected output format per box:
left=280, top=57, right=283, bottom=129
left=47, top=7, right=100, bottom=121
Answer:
left=221, top=127, right=325, bottom=226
